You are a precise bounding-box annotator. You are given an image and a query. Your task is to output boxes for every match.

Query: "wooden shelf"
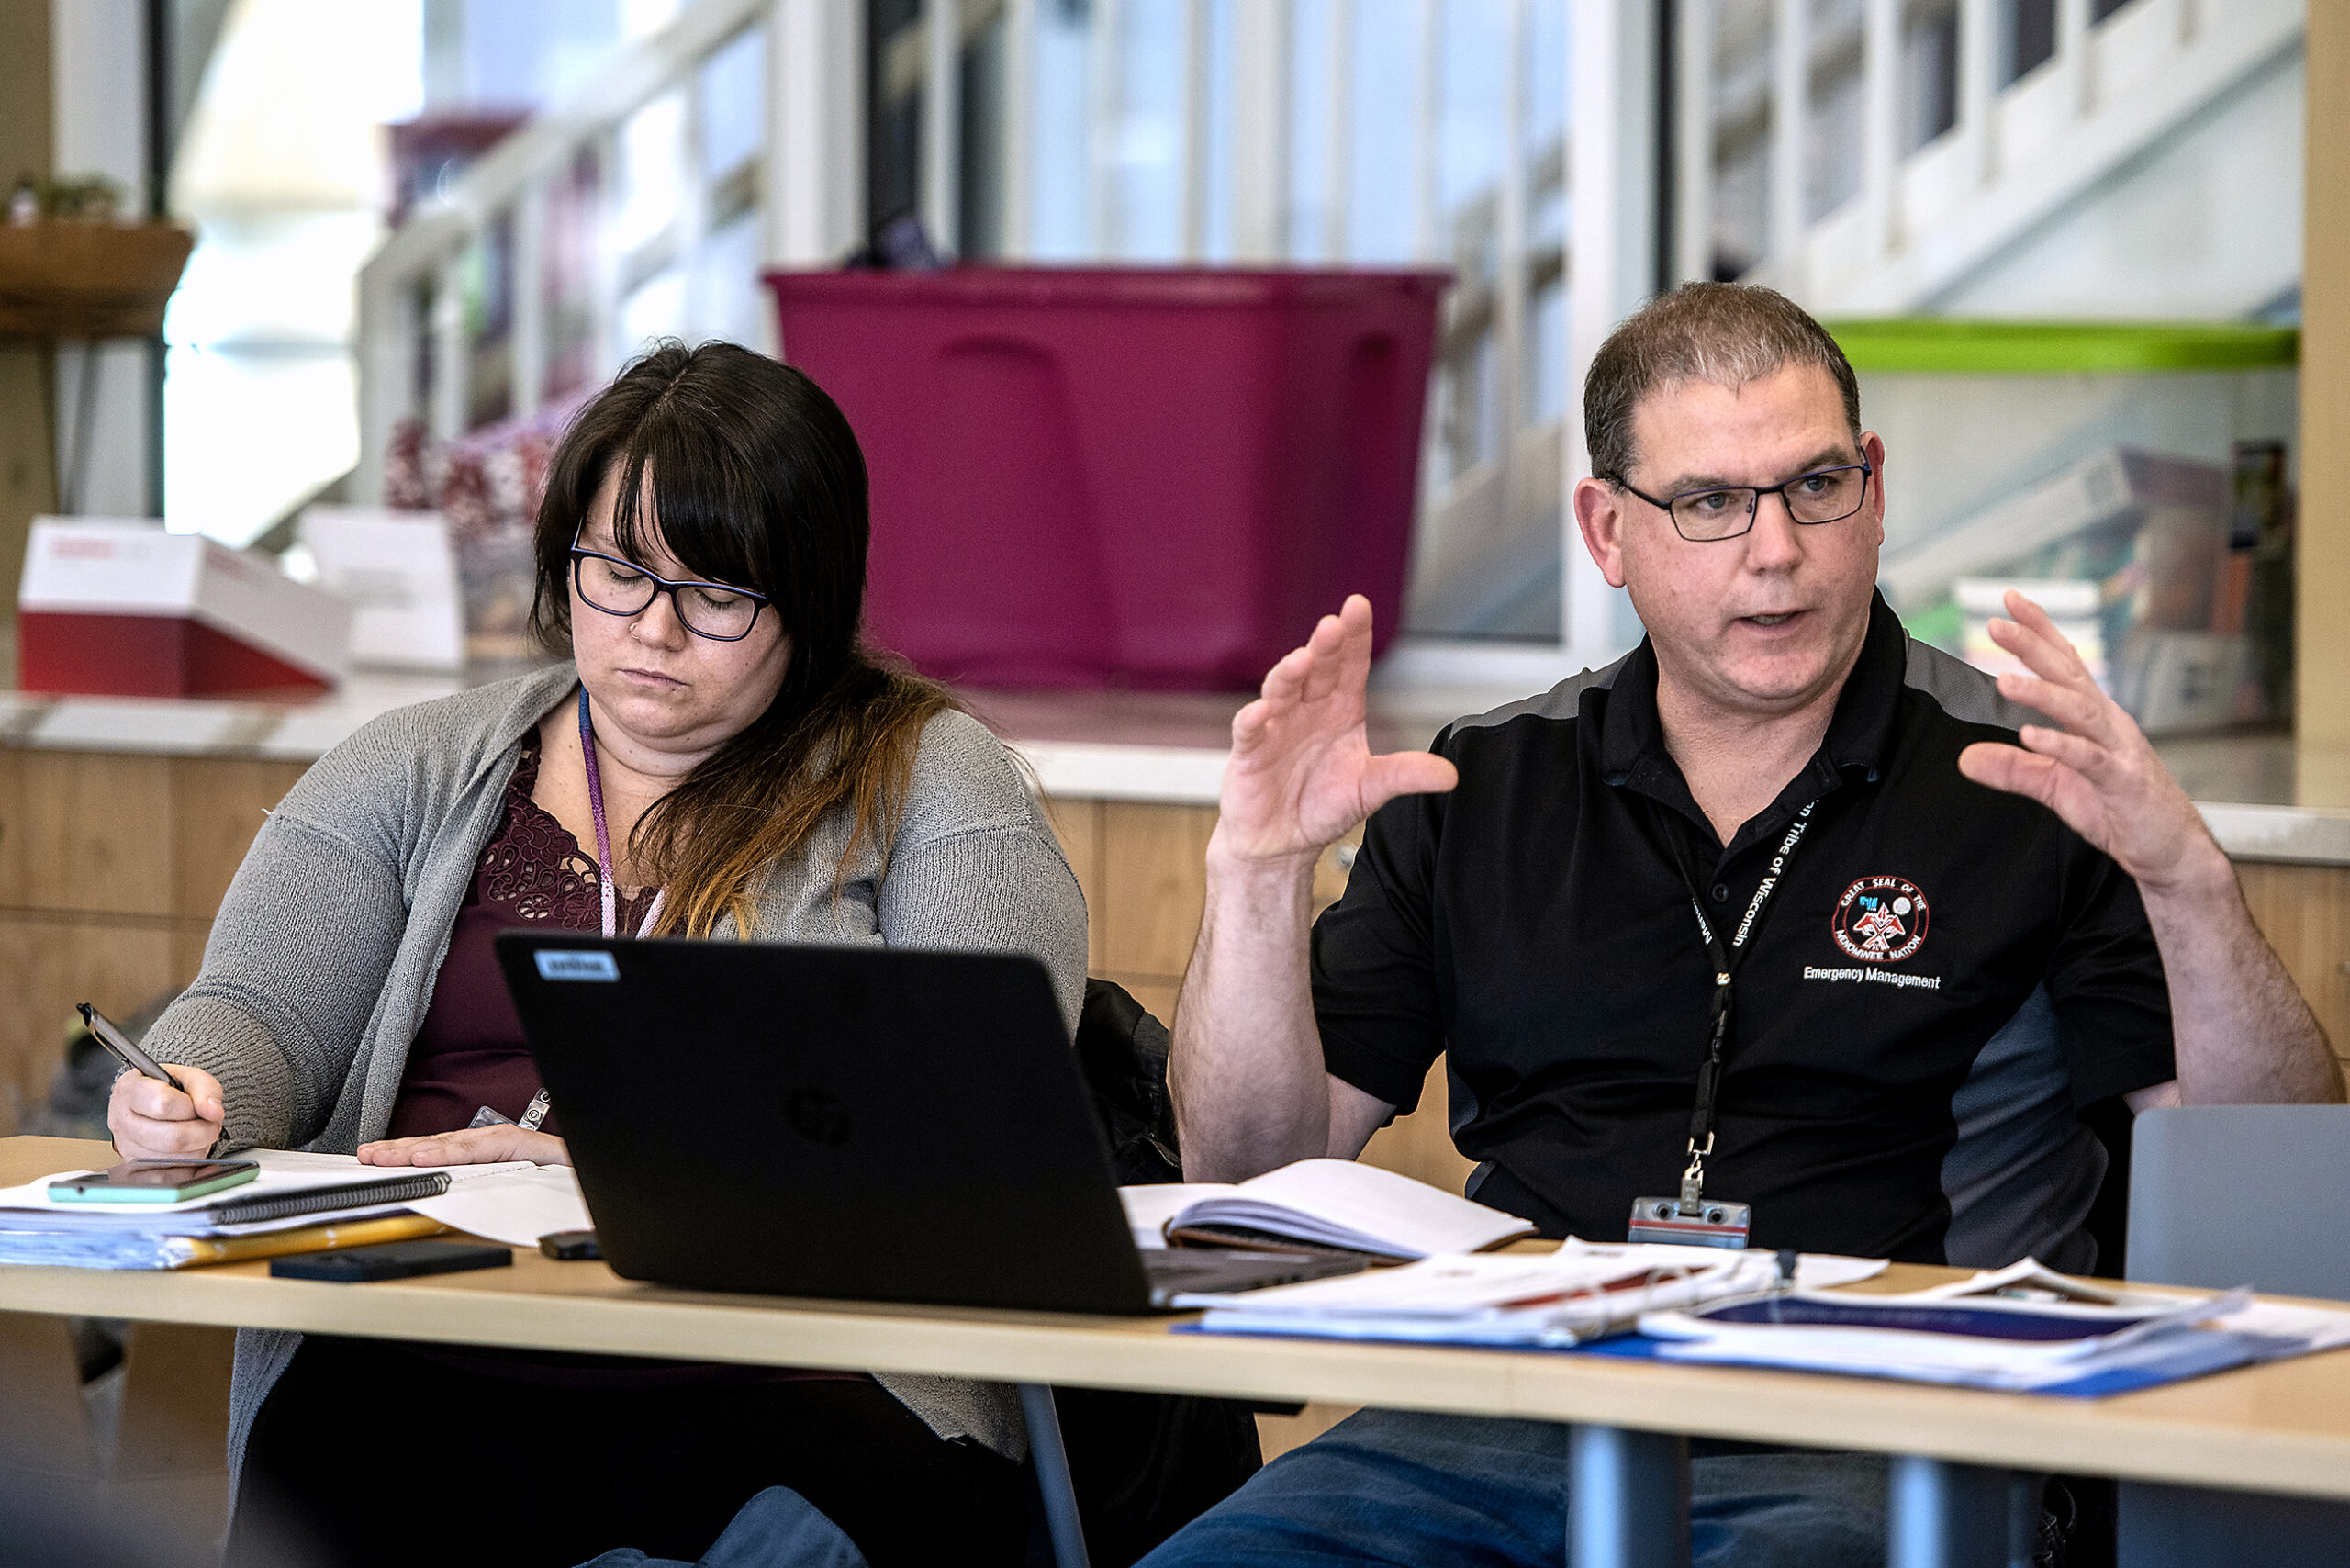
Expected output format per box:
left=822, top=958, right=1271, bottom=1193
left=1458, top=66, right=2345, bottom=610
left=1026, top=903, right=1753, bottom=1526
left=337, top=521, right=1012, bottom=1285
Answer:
left=0, top=222, right=194, bottom=340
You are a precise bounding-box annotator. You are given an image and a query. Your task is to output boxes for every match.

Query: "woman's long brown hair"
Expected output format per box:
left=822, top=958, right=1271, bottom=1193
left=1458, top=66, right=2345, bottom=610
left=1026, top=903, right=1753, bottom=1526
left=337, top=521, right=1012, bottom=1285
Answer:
left=530, top=341, right=952, bottom=936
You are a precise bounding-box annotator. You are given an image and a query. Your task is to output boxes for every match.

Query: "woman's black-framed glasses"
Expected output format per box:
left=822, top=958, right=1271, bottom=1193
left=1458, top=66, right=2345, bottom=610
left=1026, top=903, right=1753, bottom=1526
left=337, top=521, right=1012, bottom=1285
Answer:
left=568, top=534, right=771, bottom=642
left=1613, top=461, right=1874, bottom=543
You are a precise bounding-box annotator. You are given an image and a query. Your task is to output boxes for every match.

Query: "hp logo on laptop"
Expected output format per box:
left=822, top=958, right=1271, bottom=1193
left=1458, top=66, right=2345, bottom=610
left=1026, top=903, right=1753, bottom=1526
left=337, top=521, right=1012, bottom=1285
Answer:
left=784, top=1088, right=852, bottom=1146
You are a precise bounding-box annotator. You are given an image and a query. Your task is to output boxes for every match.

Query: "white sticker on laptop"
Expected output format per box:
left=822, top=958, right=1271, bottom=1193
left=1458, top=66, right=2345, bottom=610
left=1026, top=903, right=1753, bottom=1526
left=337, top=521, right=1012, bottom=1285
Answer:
left=535, top=950, right=619, bottom=982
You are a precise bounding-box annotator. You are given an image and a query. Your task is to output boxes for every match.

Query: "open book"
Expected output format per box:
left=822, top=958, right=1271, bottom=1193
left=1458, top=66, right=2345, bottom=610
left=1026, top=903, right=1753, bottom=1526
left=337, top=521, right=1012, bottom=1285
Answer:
left=1119, top=1159, right=1537, bottom=1261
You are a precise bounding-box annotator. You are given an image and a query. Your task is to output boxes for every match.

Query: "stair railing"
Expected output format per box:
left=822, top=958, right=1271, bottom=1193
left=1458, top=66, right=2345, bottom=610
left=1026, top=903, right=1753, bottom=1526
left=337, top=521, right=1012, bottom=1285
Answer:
left=1673, top=0, right=2305, bottom=311
left=352, top=0, right=783, bottom=503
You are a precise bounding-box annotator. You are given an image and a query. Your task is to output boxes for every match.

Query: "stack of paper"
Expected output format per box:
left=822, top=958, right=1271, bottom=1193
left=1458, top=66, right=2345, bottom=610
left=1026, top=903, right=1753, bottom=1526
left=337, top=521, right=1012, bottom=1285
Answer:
left=1181, top=1239, right=1887, bottom=1346
left=0, top=1150, right=591, bottom=1269
left=1624, top=1260, right=2350, bottom=1396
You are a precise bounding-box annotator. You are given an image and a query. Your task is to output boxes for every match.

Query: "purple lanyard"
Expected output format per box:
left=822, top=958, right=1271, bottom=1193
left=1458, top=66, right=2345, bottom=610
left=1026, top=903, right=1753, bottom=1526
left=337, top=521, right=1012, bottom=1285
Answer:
left=576, top=686, right=667, bottom=940
left=489, top=691, right=666, bottom=1135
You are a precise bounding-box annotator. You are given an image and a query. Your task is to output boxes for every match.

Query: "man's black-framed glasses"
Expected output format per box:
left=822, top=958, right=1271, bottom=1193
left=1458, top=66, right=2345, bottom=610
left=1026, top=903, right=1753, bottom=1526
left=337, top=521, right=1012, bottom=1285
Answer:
left=568, top=532, right=771, bottom=642
left=1614, top=461, right=1874, bottom=543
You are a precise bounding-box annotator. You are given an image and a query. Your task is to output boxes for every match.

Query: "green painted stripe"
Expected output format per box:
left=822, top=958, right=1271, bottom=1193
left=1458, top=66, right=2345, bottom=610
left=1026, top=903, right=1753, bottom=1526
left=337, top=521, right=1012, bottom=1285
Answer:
left=1824, top=319, right=2299, bottom=375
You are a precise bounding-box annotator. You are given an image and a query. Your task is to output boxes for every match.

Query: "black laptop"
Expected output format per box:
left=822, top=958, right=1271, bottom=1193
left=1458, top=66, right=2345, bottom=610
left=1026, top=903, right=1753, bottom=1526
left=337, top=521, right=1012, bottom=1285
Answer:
left=493, top=934, right=1360, bottom=1314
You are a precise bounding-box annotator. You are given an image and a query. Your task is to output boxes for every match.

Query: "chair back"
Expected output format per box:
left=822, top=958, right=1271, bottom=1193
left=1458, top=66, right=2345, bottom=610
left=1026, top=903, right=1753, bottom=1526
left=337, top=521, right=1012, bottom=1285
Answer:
left=2127, top=1105, right=2350, bottom=1298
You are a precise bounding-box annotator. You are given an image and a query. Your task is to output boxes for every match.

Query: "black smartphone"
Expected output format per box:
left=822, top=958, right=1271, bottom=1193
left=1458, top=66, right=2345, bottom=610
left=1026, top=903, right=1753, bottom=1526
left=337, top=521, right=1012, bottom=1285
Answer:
left=50, top=1159, right=259, bottom=1204
left=271, top=1239, right=514, bottom=1282
left=538, top=1229, right=601, bottom=1260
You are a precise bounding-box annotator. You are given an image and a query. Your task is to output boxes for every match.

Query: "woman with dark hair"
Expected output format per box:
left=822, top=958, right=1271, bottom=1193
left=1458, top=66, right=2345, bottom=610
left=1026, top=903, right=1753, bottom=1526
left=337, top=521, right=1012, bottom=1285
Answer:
left=106, top=342, right=1086, bottom=1568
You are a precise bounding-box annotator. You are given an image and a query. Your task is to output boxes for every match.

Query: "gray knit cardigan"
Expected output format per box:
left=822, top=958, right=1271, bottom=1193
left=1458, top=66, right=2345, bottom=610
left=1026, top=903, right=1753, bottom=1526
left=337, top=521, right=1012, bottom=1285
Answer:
left=145, top=664, right=1089, bottom=1498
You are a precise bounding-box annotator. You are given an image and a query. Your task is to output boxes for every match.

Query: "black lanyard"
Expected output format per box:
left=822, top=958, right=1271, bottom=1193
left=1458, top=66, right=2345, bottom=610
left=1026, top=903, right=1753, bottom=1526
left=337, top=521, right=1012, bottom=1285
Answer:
left=1660, top=797, right=1818, bottom=1206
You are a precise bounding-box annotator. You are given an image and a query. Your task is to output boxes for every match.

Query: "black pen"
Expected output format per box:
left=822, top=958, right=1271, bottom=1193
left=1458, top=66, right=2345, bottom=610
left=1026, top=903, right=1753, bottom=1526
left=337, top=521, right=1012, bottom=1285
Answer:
left=77, top=1002, right=187, bottom=1094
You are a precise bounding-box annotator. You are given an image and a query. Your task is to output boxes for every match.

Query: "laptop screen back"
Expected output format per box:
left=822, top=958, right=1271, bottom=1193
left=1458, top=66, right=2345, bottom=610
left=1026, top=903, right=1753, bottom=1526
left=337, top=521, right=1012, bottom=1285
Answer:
left=495, top=935, right=1155, bottom=1314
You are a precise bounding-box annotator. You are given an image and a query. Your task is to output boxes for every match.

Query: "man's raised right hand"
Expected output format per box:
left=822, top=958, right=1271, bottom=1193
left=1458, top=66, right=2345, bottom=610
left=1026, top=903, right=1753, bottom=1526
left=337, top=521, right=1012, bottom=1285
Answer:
left=1213, top=595, right=1460, bottom=865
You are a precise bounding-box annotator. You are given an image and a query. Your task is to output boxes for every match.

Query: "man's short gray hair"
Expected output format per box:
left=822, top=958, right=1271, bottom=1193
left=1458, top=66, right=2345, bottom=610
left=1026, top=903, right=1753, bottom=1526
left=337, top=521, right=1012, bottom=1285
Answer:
left=1583, top=282, right=1863, bottom=485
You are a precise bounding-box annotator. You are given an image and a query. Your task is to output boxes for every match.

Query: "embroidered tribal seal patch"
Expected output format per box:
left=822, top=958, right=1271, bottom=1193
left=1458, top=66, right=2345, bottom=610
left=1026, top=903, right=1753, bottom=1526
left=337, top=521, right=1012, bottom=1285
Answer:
left=1831, top=875, right=1929, bottom=963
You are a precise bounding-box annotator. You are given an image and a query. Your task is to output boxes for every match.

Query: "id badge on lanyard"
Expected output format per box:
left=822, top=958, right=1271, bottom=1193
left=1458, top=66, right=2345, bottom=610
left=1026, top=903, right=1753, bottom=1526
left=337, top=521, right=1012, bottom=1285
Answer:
left=1625, top=799, right=1817, bottom=1249
left=1627, top=1182, right=1753, bottom=1248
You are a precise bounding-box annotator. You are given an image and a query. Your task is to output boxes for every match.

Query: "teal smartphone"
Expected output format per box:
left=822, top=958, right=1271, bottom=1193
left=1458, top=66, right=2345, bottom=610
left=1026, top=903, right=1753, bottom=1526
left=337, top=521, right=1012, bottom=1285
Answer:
left=50, top=1159, right=260, bottom=1204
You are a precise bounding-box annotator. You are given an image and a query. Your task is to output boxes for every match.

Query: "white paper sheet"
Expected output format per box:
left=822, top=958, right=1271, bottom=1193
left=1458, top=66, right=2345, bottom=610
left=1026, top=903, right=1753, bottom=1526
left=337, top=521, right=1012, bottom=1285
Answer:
left=1183, top=1238, right=1888, bottom=1342
left=408, top=1165, right=592, bottom=1248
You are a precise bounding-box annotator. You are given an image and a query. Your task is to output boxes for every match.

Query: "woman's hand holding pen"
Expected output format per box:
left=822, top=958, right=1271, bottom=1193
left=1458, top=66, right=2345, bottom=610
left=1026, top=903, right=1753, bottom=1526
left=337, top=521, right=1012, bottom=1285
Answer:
left=106, top=1064, right=225, bottom=1160
left=358, top=1126, right=569, bottom=1167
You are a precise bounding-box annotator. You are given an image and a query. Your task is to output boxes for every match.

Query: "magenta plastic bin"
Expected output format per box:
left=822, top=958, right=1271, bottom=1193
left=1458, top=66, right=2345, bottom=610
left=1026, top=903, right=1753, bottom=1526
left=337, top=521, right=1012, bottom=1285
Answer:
left=765, top=266, right=1447, bottom=689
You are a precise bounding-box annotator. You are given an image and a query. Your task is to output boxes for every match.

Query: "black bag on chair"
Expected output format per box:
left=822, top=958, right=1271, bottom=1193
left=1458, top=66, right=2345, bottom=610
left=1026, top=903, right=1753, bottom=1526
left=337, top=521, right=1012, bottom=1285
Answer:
left=1035, top=980, right=1263, bottom=1567
left=1074, top=979, right=1186, bottom=1186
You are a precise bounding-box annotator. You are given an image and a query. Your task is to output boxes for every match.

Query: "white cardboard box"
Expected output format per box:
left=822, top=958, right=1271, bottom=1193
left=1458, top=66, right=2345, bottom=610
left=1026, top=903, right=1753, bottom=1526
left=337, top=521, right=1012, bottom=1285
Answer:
left=297, top=506, right=465, bottom=672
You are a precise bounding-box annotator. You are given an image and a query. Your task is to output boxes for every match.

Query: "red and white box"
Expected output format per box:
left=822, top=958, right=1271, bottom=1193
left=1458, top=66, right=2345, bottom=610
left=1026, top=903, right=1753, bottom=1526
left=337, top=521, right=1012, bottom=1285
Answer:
left=17, top=519, right=352, bottom=698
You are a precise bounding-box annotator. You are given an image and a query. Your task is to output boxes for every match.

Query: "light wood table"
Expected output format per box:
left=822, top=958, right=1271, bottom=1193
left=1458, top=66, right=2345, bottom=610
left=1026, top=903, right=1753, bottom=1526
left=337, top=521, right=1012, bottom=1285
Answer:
left=5, top=1137, right=2349, bottom=1568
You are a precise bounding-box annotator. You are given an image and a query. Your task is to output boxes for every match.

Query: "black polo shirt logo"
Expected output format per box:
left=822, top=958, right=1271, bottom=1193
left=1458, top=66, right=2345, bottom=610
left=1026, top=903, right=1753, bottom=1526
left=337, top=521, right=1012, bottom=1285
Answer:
left=1832, top=875, right=1930, bottom=962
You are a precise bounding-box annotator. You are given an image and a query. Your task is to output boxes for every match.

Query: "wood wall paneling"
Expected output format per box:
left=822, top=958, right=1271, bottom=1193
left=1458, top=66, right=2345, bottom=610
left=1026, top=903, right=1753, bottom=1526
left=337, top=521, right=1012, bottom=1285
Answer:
left=2237, top=861, right=2350, bottom=1062
left=8, top=751, right=174, bottom=917
left=1098, top=801, right=1219, bottom=978
left=1255, top=1400, right=1359, bottom=1463
left=0, top=756, right=308, bottom=1120
left=169, top=757, right=308, bottom=921
left=0, top=913, right=176, bottom=1134
left=1092, top=810, right=1358, bottom=982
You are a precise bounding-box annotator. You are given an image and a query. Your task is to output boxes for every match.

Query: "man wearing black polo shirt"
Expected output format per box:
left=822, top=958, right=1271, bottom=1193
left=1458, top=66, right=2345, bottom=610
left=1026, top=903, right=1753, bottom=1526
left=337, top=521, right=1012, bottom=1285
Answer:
left=1146, top=284, right=2341, bottom=1568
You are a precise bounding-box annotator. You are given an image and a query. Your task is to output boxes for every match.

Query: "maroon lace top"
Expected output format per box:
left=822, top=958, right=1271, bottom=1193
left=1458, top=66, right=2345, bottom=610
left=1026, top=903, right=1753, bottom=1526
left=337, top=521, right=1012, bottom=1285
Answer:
left=390, top=733, right=659, bottom=1139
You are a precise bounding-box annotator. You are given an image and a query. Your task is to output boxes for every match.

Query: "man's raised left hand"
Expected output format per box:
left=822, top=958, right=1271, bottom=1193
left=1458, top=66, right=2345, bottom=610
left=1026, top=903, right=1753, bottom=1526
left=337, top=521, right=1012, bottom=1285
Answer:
left=1954, top=588, right=2232, bottom=902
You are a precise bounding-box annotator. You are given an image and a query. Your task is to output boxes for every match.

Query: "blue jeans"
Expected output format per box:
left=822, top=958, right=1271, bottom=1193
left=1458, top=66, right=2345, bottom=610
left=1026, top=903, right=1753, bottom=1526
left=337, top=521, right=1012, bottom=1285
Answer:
left=1137, top=1409, right=1887, bottom=1568
left=579, top=1485, right=869, bottom=1568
